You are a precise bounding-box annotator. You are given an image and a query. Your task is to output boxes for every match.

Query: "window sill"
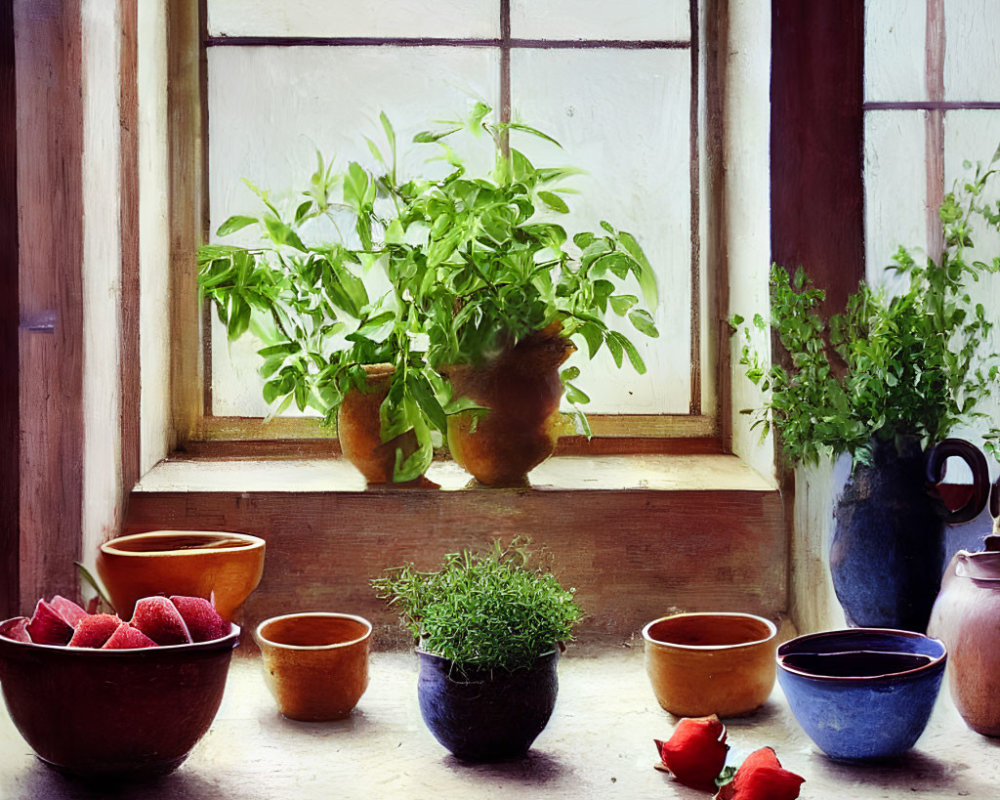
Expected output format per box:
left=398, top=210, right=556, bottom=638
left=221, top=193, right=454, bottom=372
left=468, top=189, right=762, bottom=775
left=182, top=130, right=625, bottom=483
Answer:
left=134, top=452, right=776, bottom=494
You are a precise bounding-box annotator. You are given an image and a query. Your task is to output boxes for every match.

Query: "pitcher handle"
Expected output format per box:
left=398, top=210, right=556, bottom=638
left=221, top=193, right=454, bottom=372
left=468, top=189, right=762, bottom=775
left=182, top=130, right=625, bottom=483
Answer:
left=925, top=438, right=990, bottom=524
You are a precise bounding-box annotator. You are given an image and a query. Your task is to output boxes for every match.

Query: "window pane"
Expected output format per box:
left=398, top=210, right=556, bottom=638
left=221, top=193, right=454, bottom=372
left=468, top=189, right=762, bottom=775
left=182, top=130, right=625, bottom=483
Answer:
left=206, top=45, right=500, bottom=416
left=512, top=48, right=692, bottom=413
left=510, top=0, right=690, bottom=41
left=206, top=0, right=500, bottom=39
left=945, top=110, right=1000, bottom=264
left=864, top=0, right=926, bottom=103
left=864, top=110, right=927, bottom=284
left=943, top=0, right=1000, bottom=101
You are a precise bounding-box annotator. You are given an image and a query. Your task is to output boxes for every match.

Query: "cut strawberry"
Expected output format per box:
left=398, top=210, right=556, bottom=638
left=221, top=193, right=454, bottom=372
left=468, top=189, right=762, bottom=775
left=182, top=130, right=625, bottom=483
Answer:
left=50, top=595, right=89, bottom=627
left=67, top=613, right=122, bottom=648
left=170, top=596, right=228, bottom=642
left=0, top=616, right=31, bottom=642
left=26, top=599, right=74, bottom=645
left=101, top=623, right=157, bottom=649
left=130, top=596, right=192, bottom=645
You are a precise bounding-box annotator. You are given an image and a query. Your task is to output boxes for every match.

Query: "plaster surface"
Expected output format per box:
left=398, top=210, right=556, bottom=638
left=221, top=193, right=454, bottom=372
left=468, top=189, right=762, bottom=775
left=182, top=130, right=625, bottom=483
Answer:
left=1, top=648, right=998, bottom=799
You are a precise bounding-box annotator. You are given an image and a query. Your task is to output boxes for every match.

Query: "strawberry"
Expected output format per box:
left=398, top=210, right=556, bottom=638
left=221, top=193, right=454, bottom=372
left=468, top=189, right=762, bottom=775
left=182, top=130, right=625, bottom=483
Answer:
left=50, top=595, right=89, bottom=627
left=0, top=616, right=31, bottom=642
left=67, top=614, right=122, bottom=648
left=130, top=596, right=192, bottom=645
left=25, top=599, right=74, bottom=645
left=654, top=715, right=730, bottom=791
left=170, top=596, right=228, bottom=642
left=715, top=746, right=804, bottom=800
left=101, top=623, right=157, bottom=649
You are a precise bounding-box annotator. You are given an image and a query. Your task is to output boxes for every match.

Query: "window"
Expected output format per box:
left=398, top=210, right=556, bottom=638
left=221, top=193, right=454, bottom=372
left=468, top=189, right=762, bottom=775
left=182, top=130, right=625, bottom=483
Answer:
left=189, top=0, right=717, bottom=446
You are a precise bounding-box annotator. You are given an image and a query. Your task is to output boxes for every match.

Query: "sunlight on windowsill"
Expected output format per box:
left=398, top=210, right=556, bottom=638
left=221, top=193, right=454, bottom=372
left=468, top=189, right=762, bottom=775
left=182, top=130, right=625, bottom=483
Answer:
left=134, top=453, right=776, bottom=494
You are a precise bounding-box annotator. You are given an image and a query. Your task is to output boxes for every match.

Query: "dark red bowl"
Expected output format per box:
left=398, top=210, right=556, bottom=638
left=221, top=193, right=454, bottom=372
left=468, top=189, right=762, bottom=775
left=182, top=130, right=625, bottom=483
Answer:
left=0, top=617, right=239, bottom=780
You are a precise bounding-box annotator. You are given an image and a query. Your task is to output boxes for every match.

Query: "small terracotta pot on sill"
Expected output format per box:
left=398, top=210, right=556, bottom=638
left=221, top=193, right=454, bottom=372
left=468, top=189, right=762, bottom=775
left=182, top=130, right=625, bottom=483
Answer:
left=642, top=612, right=778, bottom=718
left=97, top=530, right=265, bottom=621
left=255, top=612, right=372, bottom=721
left=442, top=325, right=576, bottom=487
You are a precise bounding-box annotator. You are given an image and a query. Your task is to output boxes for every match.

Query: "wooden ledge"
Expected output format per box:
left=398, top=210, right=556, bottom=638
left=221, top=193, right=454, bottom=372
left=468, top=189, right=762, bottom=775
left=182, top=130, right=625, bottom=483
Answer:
left=134, top=453, right=776, bottom=494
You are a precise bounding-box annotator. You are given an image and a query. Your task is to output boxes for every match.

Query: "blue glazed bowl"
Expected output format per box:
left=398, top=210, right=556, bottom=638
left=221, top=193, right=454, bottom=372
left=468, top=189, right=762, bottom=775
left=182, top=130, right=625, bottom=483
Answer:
left=777, top=628, right=946, bottom=762
left=416, top=649, right=558, bottom=762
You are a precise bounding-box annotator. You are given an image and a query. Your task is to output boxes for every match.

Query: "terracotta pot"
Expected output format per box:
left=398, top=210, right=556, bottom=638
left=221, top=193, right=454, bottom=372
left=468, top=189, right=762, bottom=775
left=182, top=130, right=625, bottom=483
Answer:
left=831, top=436, right=989, bottom=632
left=0, top=618, right=239, bottom=779
left=337, top=364, right=426, bottom=485
left=416, top=649, right=559, bottom=761
left=642, top=612, right=777, bottom=717
left=928, top=538, right=1000, bottom=736
left=443, top=327, right=576, bottom=487
left=255, top=612, right=372, bottom=721
left=97, top=531, right=265, bottom=621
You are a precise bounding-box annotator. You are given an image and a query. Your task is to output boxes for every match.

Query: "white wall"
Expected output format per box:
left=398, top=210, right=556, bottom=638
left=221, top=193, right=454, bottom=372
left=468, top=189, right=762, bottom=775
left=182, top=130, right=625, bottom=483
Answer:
left=80, top=0, right=124, bottom=560
left=724, top=0, right=776, bottom=485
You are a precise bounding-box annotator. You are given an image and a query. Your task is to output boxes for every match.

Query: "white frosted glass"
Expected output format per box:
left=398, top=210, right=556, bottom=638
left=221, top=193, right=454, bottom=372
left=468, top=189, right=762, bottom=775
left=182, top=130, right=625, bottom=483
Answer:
left=512, top=49, right=692, bottom=414
left=864, top=0, right=926, bottom=102
left=510, top=0, right=690, bottom=41
left=207, top=46, right=499, bottom=415
left=945, top=111, right=1000, bottom=276
left=207, top=0, right=500, bottom=39
left=943, top=0, right=1000, bottom=101
left=864, top=111, right=927, bottom=288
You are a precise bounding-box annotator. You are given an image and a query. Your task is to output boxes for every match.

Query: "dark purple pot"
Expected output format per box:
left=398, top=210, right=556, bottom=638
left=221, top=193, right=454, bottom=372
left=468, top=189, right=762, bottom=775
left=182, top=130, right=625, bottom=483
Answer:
left=416, top=649, right=559, bottom=762
left=830, top=437, right=988, bottom=632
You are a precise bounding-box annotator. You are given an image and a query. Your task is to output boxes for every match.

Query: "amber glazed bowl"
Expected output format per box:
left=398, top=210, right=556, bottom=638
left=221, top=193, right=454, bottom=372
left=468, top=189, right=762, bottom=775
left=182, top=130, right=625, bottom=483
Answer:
left=643, top=612, right=778, bottom=717
left=0, top=618, right=239, bottom=779
left=255, top=612, right=372, bottom=721
left=97, top=531, right=266, bottom=621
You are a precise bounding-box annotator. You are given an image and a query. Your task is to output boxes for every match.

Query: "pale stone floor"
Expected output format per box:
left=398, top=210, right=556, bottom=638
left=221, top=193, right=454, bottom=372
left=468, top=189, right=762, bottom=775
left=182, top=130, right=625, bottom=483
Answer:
left=2, top=647, right=999, bottom=800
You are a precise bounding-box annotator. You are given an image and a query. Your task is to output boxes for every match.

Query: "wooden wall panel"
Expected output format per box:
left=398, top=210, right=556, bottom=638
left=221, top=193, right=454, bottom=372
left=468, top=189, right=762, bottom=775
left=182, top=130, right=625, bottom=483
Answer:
left=771, top=0, right=865, bottom=318
left=125, top=487, right=786, bottom=651
left=0, top=0, right=17, bottom=618
left=15, top=0, right=84, bottom=610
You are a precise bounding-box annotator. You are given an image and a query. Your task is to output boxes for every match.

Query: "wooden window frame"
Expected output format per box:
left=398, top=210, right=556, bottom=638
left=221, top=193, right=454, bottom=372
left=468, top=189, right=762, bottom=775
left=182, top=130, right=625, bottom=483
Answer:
left=170, top=0, right=722, bottom=458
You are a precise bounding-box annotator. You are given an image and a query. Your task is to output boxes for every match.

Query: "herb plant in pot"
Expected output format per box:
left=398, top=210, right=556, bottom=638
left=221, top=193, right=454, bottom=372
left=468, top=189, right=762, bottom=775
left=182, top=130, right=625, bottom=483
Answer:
left=733, top=151, right=1000, bottom=632
left=371, top=538, right=583, bottom=762
left=199, top=104, right=659, bottom=487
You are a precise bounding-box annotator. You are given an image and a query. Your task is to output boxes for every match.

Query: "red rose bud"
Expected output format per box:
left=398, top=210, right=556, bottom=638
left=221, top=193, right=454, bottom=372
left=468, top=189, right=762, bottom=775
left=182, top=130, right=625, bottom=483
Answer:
left=715, top=746, right=804, bottom=800
left=654, top=714, right=729, bottom=792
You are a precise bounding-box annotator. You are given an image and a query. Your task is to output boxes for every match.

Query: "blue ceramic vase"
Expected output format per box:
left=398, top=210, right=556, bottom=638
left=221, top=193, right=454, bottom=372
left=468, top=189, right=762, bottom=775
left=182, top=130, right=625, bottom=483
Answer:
left=777, top=628, right=947, bottom=761
left=830, top=437, right=988, bottom=632
left=416, top=649, right=559, bottom=762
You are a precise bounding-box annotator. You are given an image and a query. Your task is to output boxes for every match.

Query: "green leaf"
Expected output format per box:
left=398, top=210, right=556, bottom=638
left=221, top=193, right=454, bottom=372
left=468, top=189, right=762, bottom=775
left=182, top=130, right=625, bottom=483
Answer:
left=609, top=294, right=638, bottom=316
left=618, top=231, right=658, bottom=308
left=216, top=215, right=258, bottom=237
left=629, top=308, right=659, bottom=338
left=538, top=191, right=569, bottom=214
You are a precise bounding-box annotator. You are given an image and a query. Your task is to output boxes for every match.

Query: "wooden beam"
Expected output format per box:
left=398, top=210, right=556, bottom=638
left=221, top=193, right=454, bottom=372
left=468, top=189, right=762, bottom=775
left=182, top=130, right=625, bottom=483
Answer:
left=15, top=0, right=85, bottom=609
left=770, top=0, right=865, bottom=318
left=0, top=0, right=18, bottom=618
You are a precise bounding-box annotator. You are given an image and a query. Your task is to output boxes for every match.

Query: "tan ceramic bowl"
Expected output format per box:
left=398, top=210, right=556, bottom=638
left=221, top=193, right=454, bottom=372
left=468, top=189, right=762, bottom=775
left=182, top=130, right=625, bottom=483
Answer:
left=642, top=612, right=778, bottom=717
left=97, top=531, right=266, bottom=622
left=255, top=612, right=372, bottom=722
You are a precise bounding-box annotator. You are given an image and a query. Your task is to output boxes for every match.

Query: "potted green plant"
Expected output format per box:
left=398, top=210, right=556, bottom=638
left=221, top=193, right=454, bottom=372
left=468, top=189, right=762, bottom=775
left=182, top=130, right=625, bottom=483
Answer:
left=371, top=538, right=583, bottom=762
left=732, top=148, right=1000, bottom=631
left=198, top=104, right=658, bottom=485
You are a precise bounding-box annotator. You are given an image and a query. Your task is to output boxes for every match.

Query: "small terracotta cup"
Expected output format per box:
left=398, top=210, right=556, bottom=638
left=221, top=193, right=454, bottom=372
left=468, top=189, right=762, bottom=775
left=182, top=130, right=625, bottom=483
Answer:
left=255, top=612, right=372, bottom=721
left=97, top=531, right=265, bottom=621
left=642, top=612, right=778, bottom=717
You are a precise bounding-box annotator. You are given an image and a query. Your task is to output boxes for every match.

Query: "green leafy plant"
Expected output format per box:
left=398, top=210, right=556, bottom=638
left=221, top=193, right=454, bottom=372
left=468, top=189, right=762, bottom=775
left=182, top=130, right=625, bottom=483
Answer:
left=733, top=147, right=1000, bottom=467
left=371, top=538, right=583, bottom=674
left=198, top=103, right=658, bottom=480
